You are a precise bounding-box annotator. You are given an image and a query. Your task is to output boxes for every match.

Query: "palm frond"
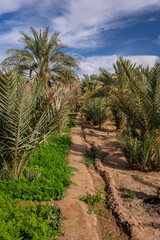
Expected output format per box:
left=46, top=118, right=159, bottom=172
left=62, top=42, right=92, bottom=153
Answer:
left=0, top=69, right=74, bottom=178
left=3, top=27, right=79, bottom=86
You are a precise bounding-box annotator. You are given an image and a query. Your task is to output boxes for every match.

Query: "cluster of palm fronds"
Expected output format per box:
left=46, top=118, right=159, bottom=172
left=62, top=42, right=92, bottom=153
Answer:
left=113, top=59, right=160, bottom=170
left=0, top=27, right=79, bottom=179
left=3, top=27, right=79, bottom=87
left=81, top=58, right=160, bottom=171
left=81, top=97, right=111, bottom=128
left=80, top=74, right=111, bottom=128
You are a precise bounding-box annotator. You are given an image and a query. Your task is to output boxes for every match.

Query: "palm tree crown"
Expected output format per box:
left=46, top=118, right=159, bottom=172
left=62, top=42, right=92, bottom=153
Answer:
left=3, top=27, right=79, bottom=86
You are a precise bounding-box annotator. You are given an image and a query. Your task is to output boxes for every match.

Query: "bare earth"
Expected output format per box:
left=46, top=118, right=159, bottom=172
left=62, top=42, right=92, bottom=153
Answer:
left=57, top=115, right=100, bottom=240
left=57, top=114, right=160, bottom=240
left=82, top=119, right=160, bottom=240
left=57, top=114, right=128, bottom=240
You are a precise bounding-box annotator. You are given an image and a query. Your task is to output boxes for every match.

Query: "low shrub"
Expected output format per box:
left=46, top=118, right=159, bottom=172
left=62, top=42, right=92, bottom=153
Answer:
left=117, top=131, right=160, bottom=171
left=0, top=194, right=64, bottom=240
left=82, top=98, right=110, bottom=128
left=127, top=189, right=135, bottom=199
left=79, top=188, right=108, bottom=215
left=84, top=146, right=97, bottom=168
left=0, top=134, right=73, bottom=201
left=105, top=232, right=121, bottom=240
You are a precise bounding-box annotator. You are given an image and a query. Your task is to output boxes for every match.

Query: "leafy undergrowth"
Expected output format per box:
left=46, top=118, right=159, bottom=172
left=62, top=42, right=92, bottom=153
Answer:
left=79, top=188, right=108, bottom=216
left=84, top=146, right=97, bottom=168
left=62, top=114, right=76, bottom=132
left=104, top=232, right=121, bottom=240
left=0, top=194, right=64, bottom=240
left=0, top=134, right=73, bottom=201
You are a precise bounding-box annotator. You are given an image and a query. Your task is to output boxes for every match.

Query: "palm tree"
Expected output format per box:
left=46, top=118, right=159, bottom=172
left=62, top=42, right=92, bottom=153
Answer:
left=81, top=68, right=119, bottom=128
left=114, top=60, right=160, bottom=170
left=3, top=27, right=79, bottom=87
left=113, top=60, right=160, bottom=139
left=80, top=57, right=160, bottom=170
left=82, top=97, right=111, bottom=129
left=80, top=74, right=98, bottom=95
left=87, top=59, right=136, bottom=130
left=0, top=68, right=75, bottom=179
left=82, top=69, right=114, bottom=98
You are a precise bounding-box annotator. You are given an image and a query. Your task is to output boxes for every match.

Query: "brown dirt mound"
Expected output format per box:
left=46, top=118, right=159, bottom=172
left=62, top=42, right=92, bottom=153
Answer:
left=82, top=119, right=160, bottom=240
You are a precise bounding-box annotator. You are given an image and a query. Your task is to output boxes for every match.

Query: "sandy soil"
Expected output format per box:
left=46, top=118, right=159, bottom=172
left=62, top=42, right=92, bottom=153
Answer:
left=57, top=114, right=100, bottom=240
left=82, top=119, right=160, bottom=240
left=57, top=114, right=128, bottom=240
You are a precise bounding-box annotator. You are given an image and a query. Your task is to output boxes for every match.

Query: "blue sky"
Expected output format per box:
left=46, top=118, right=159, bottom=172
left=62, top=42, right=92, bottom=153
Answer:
left=0, top=0, right=160, bottom=75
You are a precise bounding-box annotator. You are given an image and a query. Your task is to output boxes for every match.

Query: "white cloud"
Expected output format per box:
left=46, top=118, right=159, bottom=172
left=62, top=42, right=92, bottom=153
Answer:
left=125, top=55, right=159, bottom=67
left=0, top=28, right=21, bottom=45
left=79, top=55, right=159, bottom=75
left=0, top=0, right=159, bottom=49
left=52, top=0, right=160, bottom=48
left=0, top=0, right=35, bottom=15
left=80, top=55, right=117, bottom=75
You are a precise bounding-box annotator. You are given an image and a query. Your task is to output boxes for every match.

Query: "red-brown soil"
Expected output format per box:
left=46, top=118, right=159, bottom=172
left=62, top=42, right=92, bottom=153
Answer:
left=82, top=119, right=160, bottom=240
left=57, top=114, right=129, bottom=240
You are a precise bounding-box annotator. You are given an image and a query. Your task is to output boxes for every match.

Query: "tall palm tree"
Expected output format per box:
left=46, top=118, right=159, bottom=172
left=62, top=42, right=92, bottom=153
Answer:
left=3, top=27, right=79, bottom=87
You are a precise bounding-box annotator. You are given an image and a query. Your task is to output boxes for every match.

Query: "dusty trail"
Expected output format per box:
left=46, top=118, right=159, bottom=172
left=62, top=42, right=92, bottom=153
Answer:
left=57, top=114, right=128, bottom=240
left=57, top=114, right=100, bottom=240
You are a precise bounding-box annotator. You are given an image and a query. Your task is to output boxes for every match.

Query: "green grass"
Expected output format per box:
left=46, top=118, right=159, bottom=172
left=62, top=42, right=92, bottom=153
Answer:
left=0, top=134, right=73, bottom=201
left=127, top=189, right=135, bottom=199
left=84, top=147, right=97, bottom=168
left=0, top=134, right=75, bottom=239
left=0, top=194, right=64, bottom=240
left=62, top=114, right=76, bottom=132
left=104, top=232, right=121, bottom=240
left=84, top=157, right=94, bottom=168
left=79, top=188, right=108, bottom=215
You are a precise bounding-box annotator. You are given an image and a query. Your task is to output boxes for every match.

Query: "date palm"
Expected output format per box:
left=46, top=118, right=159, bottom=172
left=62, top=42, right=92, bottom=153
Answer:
left=3, top=27, right=79, bottom=86
left=114, top=60, right=160, bottom=170
left=114, top=60, right=160, bottom=139
left=83, top=69, right=114, bottom=98
left=81, top=74, right=98, bottom=95
left=0, top=68, right=75, bottom=179
left=87, top=59, right=137, bottom=130
left=82, top=68, right=120, bottom=128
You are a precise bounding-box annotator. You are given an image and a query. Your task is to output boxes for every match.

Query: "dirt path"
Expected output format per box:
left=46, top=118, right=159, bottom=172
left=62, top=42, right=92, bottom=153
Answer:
left=57, top=114, right=100, bottom=240
left=57, top=114, right=129, bottom=240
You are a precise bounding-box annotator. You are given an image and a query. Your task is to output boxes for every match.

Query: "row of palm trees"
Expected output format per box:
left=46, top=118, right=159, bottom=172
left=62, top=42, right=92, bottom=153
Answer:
left=1, top=26, right=159, bottom=176
left=81, top=58, right=160, bottom=171
left=0, top=27, right=80, bottom=179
